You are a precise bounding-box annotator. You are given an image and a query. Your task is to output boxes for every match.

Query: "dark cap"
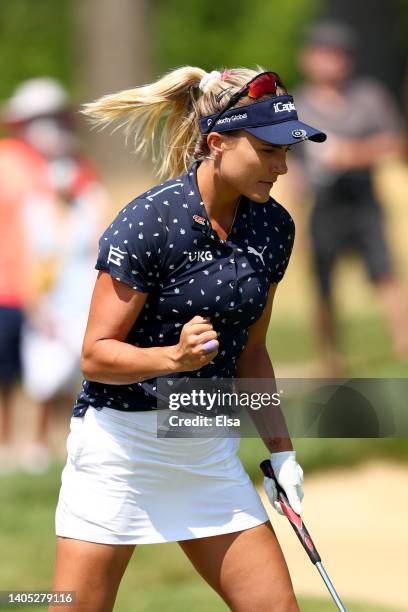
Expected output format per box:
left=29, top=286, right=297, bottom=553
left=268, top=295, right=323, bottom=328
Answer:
left=200, top=94, right=326, bottom=145
left=303, top=20, right=357, bottom=54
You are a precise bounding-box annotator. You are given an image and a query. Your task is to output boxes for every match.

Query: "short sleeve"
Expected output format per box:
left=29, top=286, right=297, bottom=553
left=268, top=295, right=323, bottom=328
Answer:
left=95, top=198, right=165, bottom=292
left=269, top=206, right=295, bottom=284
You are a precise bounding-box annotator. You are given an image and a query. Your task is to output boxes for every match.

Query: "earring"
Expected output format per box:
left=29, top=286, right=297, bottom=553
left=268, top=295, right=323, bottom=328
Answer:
left=204, top=154, right=215, bottom=160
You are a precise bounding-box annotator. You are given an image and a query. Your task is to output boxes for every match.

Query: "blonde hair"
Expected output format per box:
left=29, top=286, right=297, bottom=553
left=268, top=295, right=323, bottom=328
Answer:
left=82, top=65, right=286, bottom=180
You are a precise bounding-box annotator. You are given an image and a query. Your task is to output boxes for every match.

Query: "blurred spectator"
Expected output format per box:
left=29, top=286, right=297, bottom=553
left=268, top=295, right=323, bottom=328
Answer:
left=0, top=126, right=52, bottom=473
left=292, top=20, right=408, bottom=375
left=0, top=78, right=108, bottom=473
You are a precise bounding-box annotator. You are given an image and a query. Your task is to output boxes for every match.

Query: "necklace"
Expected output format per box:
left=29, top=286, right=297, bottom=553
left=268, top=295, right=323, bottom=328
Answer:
left=222, top=196, right=241, bottom=239
left=203, top=196, right=242, bottom=242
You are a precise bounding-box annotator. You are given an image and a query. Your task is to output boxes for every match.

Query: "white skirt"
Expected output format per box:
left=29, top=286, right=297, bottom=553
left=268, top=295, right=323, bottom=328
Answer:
left=55, top=407, right=268, bottom=544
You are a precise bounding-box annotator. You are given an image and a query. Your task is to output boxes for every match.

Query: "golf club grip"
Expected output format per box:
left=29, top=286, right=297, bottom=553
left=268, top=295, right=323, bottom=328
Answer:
left=260, top=459, right=321, bottom=564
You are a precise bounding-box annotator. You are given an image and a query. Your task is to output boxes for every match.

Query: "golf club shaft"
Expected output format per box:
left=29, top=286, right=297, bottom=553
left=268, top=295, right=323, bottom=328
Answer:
left=260, top=459, right=348, bottom=611
left=316, top=562, right=346, bottom=612
left=260, top=460, right=321, bottom=564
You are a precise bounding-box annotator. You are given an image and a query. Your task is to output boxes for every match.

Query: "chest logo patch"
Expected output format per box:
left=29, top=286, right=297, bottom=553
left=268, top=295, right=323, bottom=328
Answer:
left=247, top=245, right=267, bottom=266
left=192, top=214, right=206, bottom=226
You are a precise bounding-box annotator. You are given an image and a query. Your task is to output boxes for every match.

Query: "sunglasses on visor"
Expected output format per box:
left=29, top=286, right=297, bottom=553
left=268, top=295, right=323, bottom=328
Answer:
left=204, top=71, right=288, bottom=134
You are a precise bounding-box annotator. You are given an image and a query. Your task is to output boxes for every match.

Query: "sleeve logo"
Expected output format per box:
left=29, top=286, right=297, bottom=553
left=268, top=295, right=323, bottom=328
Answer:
left=107, top=244, right=127, bottom=266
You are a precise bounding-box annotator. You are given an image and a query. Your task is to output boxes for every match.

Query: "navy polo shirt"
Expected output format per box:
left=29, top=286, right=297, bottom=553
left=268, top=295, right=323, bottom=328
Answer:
left=73, top=161, right=295, bottom=416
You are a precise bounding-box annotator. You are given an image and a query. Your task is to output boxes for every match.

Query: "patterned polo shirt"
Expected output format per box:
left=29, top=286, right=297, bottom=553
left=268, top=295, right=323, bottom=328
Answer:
left=73, top=161, right=294, bottom=416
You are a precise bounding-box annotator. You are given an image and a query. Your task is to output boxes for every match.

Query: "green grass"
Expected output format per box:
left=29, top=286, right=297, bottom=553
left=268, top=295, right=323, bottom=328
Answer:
left=0, top=461, right=405, bottom=612
left=1, top=312, right=406, bottom=611
left=0, top=473, right=399, bottom=612
left=268, top=312, right=408, bottom=377
left=239, top=437, right=408, bottom=482
left=238, top=311, right=408, bottom=482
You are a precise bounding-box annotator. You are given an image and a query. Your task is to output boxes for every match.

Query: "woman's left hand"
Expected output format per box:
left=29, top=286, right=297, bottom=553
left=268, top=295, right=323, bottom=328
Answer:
left=263, top=450, right=304, bottom=515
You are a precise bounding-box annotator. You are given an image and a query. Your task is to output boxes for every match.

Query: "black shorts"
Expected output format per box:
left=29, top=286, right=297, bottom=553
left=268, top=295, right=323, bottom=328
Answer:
left=309, top=197, right=393, bottom=299
left=0, top=306, right=23, bottom=384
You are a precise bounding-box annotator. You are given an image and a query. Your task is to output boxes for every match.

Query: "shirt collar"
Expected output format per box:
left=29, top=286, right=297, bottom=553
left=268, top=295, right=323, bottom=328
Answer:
left=182, top=160, right=253, bottom=240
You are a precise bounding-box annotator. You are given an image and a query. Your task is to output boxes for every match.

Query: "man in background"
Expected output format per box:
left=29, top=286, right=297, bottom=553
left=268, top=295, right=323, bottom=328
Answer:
left=0, top=86, right=54, bottom=473
left=293, top=20, right=408, bottom=375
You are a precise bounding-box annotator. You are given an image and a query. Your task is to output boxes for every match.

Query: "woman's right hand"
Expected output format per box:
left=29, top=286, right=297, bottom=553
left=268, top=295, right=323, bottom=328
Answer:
left=171, top=315, right=219, bottom=372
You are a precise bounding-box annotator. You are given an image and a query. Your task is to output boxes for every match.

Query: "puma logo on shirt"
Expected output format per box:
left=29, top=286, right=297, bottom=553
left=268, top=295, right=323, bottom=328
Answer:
left=247, top=245, right=267, bottom=266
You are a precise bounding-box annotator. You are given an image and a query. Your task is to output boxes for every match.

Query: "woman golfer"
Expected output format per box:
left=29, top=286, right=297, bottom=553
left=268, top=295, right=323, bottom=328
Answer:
left=50, top=67, right=326, bottom=612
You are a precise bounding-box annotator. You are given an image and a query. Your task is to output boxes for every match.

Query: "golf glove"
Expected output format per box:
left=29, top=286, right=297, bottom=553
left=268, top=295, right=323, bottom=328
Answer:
left=263, top=450, right=304, bottom=515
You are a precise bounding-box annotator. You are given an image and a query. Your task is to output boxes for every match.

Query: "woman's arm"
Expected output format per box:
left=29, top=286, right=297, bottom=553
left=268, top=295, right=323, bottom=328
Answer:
left=80, top=272, right=218, bottom=384
left=235, top=283, right=293, bottom=453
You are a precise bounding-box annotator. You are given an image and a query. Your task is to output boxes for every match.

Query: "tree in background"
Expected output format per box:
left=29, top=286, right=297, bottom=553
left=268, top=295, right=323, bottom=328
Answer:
left=2, top=0, right=407, bottom=178
left=152, top=0, right=321, bottom=88
left=0, top=0, right=71, bottom=99
left=73, top=0, right=152, bottom=183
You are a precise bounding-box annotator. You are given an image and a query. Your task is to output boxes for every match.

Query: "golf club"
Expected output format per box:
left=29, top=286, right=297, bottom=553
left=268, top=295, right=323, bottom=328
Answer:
left=260, top=459, right=347, bottom=611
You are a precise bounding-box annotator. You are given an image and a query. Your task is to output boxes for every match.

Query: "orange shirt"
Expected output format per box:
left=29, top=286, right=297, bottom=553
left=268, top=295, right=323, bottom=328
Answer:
left=0, top=139, right=52, bottom=307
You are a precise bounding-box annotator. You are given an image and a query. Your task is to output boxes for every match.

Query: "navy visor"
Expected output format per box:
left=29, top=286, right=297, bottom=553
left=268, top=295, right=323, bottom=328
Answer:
left=199, top=94, right=326, bottom=145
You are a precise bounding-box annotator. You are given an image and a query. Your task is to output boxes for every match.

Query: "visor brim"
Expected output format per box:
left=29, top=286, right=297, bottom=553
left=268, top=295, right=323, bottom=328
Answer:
left=245, top=120, right=327, bottom=145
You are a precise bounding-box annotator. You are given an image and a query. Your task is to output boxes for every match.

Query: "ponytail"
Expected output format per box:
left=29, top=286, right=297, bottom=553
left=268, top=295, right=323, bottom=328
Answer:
left=82, top=65, right=276, bottom=179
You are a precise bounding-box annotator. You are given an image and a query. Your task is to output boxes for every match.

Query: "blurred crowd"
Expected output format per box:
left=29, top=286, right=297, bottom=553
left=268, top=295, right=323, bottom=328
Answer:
left=0, top=78, right=108, bottom=474
left=290, top=20, right=408, bottom=375
left=1, top=19, right=408, bottom=475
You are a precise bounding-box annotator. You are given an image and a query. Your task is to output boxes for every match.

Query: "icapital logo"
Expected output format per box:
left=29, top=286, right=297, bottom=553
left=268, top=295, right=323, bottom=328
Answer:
left=273, top=101, right=296, bottom=113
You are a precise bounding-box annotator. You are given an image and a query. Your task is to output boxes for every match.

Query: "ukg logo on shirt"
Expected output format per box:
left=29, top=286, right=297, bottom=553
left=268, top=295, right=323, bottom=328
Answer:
left=188, top=251, right=213, bottom=262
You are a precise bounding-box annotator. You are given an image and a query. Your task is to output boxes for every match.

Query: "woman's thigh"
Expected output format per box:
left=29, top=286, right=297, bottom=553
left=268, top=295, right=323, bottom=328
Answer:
left=178, top=521, right=299, bottom=612
left=49, top=536, right=135, bottom=612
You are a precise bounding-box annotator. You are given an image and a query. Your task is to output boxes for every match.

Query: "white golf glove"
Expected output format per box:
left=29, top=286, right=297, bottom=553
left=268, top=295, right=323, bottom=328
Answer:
left=263, top=450, right=304, bottom=516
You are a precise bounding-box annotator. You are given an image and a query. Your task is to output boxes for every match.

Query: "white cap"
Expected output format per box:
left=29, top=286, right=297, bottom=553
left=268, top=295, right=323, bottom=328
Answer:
left=2, top=77, right=69, bottom=123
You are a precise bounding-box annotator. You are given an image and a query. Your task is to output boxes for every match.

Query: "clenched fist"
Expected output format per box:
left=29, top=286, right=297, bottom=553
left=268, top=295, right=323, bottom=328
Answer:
left=170, top=315, right=219, bottom=372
